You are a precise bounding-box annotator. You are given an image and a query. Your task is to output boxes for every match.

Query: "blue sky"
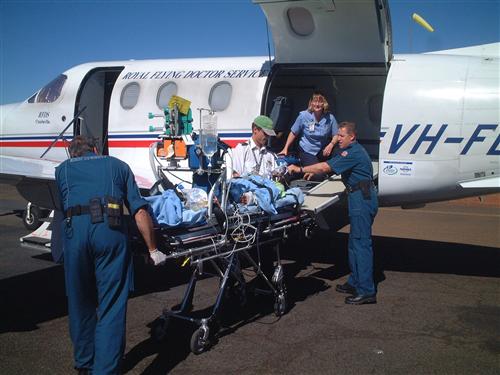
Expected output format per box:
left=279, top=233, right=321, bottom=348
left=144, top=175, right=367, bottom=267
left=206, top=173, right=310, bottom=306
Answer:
left=1, top=0, right=498, bottom=105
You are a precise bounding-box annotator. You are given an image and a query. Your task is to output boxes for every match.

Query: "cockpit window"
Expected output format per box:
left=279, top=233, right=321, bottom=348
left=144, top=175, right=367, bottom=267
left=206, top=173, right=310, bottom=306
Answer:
left=31, top=74, right=67, bottom=103
left=27, top=93, right=37, bottom=103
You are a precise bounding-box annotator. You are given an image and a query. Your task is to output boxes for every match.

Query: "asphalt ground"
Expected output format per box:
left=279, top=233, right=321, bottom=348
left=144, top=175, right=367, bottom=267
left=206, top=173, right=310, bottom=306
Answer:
left=0, top=183, right=499, bottom=374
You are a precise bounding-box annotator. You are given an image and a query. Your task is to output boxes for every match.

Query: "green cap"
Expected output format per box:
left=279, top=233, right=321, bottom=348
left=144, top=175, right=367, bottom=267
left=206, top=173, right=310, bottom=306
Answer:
left=253, top=115, right=276, bottom=136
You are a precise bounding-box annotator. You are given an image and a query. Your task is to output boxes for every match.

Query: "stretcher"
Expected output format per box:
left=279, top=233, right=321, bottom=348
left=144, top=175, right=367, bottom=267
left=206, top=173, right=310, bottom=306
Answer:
left=142, top=120, right=351, bottom=353
left=147, top=170, right=314, bottom=354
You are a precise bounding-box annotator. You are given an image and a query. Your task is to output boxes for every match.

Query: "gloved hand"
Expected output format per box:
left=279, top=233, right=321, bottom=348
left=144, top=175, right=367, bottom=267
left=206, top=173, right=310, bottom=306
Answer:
left=149, top=249, right=167, bottom=266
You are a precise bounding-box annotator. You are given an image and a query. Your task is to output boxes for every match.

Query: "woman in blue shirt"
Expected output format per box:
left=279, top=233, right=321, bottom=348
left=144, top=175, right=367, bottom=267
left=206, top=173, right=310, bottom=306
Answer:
left=279, top=92, right=338, bottom=175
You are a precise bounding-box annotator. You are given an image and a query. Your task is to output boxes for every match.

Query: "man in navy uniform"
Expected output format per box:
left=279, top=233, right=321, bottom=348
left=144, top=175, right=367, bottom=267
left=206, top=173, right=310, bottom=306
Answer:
left=55, top=136, right=166, bottom=374
left=288, top=122, right=378, bottom=305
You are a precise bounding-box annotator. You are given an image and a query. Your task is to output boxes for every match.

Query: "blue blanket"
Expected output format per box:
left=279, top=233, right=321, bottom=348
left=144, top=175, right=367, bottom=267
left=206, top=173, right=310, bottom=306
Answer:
left=229, top=175, right=304, bottom=214
left=145, top=190, right=207, bottom=227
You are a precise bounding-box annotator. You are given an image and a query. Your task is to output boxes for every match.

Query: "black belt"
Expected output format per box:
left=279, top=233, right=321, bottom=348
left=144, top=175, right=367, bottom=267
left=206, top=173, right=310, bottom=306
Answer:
left=66, top=204, right=104, bottom=217
left=345, top=180, right=375, bottom=193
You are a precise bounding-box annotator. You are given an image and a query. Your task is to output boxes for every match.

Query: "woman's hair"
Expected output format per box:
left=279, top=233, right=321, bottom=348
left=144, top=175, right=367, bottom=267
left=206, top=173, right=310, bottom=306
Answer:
left=307, top=91, right=330, bottom=113
left=68, top=135, right=94, bottom=157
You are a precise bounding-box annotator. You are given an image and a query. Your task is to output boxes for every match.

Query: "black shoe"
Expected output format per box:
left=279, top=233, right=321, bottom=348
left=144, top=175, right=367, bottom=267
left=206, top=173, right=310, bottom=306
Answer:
left=335, top=282, right=356, bottom=295
left=345, top=294, right=377, bottom=305
left=76, top=369, right=90, bottom=375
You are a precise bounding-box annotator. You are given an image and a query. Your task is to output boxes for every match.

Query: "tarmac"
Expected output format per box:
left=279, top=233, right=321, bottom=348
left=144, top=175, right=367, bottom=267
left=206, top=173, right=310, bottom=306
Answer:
left=0, top=183, right=499, bottom=374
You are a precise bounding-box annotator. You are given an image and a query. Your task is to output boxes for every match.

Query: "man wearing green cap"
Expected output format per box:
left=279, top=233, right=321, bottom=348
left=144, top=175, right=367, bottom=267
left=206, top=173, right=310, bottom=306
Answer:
left=231, top=115, right=278, bottom=178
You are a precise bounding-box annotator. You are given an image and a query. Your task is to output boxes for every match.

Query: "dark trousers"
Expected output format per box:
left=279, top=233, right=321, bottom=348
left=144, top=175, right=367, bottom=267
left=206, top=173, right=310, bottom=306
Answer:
left=63, top=217, right=132, bottom=375
left=346, top=189, right=378, bottom=296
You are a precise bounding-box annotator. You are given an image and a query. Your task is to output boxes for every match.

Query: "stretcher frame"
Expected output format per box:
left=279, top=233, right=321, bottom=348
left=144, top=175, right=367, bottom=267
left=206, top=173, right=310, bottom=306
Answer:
left=149, top=169, right=313, bottom=354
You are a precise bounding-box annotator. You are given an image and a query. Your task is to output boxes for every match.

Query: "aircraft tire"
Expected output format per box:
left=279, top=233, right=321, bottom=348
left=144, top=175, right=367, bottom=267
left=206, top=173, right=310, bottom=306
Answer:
left=22, top=205, right=42, bottom=231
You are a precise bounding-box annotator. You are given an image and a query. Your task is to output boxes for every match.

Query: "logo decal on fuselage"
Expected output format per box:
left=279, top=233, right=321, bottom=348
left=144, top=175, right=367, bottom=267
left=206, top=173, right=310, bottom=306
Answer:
left=382, top=161, right=414, bottom=177
left=383, top=164, right=398, bottom=175
left=35, top=111, right=50, bottom=124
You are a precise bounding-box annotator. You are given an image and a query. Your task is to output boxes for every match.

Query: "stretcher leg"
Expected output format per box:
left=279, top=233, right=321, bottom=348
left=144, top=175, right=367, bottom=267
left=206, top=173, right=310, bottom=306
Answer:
left=178, top=267, right=197, bottom=313
left=152, top=216, right=300, bottom=351
left=189, top=252, right=241, bottom=354
left=240, top=242, right=287, bottom=316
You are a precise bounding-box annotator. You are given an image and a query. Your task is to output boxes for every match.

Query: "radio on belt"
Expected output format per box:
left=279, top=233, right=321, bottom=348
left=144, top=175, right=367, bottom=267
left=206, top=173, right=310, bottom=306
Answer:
left=106, top=196, right=123, bottom=229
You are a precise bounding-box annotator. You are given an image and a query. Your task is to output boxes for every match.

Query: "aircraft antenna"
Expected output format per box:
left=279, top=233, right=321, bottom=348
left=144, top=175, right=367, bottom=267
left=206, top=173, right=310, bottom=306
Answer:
left=40, top=106, right=87, bottom=158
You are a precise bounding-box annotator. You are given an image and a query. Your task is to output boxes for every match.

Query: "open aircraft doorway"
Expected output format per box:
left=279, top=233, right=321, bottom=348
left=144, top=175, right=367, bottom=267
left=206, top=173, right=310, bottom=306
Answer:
left=75, top=67, right=124, bottom=155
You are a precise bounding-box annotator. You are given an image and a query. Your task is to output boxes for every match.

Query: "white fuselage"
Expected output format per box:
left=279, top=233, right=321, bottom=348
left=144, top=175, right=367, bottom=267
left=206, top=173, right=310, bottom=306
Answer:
left=1, top=52, right=499, bottom=207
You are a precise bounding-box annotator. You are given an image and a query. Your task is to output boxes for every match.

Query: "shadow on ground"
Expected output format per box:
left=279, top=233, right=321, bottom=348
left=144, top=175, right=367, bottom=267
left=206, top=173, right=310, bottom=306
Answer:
left=1, top=230, right=498, bottom=347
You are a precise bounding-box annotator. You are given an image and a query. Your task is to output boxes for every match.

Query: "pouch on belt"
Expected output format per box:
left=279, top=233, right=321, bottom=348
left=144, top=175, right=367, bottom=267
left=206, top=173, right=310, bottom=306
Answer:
left=359, top=180, right=372, bottom=200
left=106, top=196, right=123, bottom=229
left=89, top=198, right=104, bottom=223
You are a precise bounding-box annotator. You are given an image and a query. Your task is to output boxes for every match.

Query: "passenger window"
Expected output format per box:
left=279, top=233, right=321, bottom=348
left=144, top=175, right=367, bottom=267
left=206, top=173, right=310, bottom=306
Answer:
left=157, top=82, right=177, bottom=109
left=209, top=81, right=232, bottom=112
left=34, top=74, right=67, bottom=103
left=287, top=7, right=315, bottom=37
left=121, top=82, right=140, bottom=110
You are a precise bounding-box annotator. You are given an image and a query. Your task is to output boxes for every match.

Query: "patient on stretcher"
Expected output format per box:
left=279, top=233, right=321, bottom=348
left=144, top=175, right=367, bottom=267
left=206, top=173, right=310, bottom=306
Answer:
left=144, top=173, right=304, bottom=228
left=228, top=174, right=304, bottom=215
left=144, top=189, right=208, bottom=228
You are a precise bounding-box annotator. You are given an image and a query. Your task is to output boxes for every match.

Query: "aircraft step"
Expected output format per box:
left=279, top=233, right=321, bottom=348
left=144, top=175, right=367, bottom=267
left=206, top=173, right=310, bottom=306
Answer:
left=300, top=161, right=379, bottom=216
left=301, top=176, right=345, bottom=215
left=20, top=212, right=53, bottom=251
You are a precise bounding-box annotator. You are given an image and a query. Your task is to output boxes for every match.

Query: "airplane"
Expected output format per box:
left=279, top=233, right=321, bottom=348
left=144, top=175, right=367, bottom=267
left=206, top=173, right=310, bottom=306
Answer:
left=1, top=0, right=499, bottom=232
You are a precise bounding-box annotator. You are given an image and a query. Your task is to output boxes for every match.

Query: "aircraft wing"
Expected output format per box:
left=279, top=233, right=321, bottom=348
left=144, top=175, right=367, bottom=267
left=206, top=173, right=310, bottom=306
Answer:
left=0, top=155, right=59, bottom=181
left=427, top=42, right=500, bottom=57
left=0, top=155, right=61, bottom=209
left=0, top=154, right=155, bottom=210
left=459, top=176, right=500, bottom=189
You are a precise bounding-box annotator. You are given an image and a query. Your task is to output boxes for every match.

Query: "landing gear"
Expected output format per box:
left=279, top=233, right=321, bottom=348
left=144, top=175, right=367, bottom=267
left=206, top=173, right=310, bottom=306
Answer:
left=22, top=203, right=42, bottom=230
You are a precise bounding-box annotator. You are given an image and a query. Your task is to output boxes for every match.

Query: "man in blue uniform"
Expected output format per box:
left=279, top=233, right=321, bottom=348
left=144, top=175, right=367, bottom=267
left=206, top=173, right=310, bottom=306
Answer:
left=55, top=136, right=166, bottom=374
left=288, top=122, right=378, bottom=305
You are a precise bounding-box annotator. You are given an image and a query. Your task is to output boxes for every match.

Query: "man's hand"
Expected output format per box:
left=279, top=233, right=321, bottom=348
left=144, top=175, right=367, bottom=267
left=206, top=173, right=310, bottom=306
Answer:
left=149, top=249, right=167, bottom=266
left=287, top=164, right=301, bottom=174
left=278, top=148, right=288, bottom=156
left=303, top=172, right=315, bottom=180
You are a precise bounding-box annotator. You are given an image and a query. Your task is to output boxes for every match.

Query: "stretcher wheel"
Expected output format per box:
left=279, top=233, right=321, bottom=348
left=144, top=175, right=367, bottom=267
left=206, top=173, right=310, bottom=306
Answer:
left=274, top=293, right=287, bottom=317
left=190, top=326, right=209, bottom=355
left=151, top=316, right=170, bottom=341
left=305, top=226, right=314, bottom=239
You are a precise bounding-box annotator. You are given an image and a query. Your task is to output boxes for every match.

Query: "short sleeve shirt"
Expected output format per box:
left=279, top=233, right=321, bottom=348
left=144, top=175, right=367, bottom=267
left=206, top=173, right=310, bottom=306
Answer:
left=230, top=138, right=277, bottom=178
left=290, top=110, right=338, bottom=155
left=55, top=152, right=147, bottom=216
left=326, top=142, right=373, bottom=187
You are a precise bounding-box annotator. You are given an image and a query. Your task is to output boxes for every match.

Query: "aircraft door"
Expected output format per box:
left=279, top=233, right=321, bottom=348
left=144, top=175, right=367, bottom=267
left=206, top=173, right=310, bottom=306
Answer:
left=75, top=67, right=124, bottom=155
left=255, top=0, right=392, bottom=65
